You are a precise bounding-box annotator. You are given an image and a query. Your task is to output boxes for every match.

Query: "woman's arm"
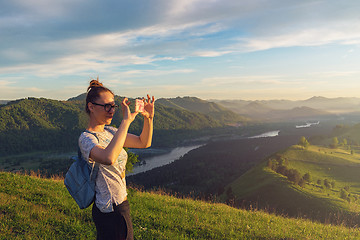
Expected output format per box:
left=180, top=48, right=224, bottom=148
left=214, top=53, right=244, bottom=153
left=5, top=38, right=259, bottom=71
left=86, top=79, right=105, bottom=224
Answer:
left=124, top=117, right=153, bottom=148
left=89, top=98, right=138, bottom=165
left=124, top=95, right=155, bottom=149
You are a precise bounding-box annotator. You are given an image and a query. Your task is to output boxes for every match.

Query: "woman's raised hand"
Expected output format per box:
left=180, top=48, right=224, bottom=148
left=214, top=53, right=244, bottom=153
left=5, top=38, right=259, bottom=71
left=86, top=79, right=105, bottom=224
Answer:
left=141, top=94, right=155, bottom=119
left=121, top=97, right=138, bottom=122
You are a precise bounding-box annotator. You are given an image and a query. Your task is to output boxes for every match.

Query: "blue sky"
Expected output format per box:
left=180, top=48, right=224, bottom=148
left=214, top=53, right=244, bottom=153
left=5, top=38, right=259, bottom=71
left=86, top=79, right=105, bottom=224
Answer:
left=1, top=0, right=360, bottom=100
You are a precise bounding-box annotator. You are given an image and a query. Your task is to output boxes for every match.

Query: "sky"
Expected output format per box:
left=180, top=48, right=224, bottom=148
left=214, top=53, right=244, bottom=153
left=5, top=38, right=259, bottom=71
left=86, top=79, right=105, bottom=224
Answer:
left=1, top=0, right=360, bottom=101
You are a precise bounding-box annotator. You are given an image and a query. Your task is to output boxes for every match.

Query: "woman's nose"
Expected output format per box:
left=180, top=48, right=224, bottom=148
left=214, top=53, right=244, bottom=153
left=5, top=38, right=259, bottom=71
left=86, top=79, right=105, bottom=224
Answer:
left=109, top=106, right=116, bottom=113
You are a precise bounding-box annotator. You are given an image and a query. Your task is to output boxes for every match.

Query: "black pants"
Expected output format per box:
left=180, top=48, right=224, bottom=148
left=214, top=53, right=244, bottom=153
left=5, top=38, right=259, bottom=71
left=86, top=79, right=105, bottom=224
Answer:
left=92, top=200, right=134, bottom=240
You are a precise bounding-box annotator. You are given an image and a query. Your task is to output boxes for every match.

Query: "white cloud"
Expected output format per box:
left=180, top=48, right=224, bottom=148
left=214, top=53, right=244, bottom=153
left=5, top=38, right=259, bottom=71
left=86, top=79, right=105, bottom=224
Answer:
left=201, top=75, right=296, bottom=87
left=0, top=53, right=165, bottom=77
left=120, top=69, right=195, bottom=77
left=236, top=23, right=360, bottom=52
left=122, top=84, right=190, bottom=99
left=0, top=80, right=13, bottom=87
left=193, top=50, right=232, bottom=57
left=168, top=0, right=203, bottom=16
left=309, top=71, right=360, bottom=78
left=107, top=79, right=133, bottom=86
left=27, top=87, right=46, bottom=92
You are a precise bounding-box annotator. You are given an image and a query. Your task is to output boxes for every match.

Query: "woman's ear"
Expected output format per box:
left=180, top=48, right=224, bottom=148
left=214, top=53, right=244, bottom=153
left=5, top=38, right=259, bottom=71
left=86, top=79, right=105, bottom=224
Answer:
left=88, top=102, right=94, bottom=113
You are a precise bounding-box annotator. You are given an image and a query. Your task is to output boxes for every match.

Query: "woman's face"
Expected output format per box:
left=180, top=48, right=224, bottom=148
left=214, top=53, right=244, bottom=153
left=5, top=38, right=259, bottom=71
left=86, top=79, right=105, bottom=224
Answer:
left=88, top=91, right=116, bottom=126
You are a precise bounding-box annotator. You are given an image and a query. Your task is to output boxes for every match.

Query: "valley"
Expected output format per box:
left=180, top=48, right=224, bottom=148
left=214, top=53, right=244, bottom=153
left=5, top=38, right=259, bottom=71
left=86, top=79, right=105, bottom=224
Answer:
left=2, top=94, right=360, bottom=229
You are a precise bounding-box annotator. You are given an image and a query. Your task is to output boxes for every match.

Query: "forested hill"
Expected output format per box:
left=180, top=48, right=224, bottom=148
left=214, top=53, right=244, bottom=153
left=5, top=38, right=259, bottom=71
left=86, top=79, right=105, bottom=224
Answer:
left=69, top=94, right=249, bottom=124
left=156, top=96, right=249, bottom=124
left=0, top=98, right=87, bottom=131
left=0, top=98, right=87, bottom=156
left=0, top=95, right=244, bottom=156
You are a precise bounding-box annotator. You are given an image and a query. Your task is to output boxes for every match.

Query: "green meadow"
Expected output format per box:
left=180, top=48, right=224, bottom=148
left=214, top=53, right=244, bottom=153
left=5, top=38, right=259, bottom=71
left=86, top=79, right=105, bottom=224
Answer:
left=1, top=171, right=360, bottom=239
left=224, top=143, right=360, bottom=226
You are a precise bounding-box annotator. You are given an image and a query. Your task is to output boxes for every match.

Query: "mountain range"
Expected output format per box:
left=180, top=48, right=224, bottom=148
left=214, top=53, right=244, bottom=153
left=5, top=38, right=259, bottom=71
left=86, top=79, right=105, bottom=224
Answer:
left=2, top=94, right=360, bottom=156
left=0, top=94, right=246, bottom=156
left=212, top=96, right=360, bottom=121
left=214, top=96, right=360, bottom=117
left=156, top=96, right=249, bottom=124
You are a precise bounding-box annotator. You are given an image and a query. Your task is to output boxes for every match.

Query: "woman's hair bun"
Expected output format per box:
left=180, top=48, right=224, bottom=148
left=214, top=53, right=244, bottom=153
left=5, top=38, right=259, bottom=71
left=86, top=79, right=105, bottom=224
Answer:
left=87, top=78, right=103, bottom=92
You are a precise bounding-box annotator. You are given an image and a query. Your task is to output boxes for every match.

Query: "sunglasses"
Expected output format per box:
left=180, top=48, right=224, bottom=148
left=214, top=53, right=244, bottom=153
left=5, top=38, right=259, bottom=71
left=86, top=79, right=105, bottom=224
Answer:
left=91, top=102, right=119, bottom=112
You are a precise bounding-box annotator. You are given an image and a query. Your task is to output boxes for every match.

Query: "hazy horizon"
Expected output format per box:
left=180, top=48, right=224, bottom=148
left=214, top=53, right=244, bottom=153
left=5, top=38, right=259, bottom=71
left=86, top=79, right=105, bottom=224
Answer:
left=1, top=1, right=360, bottom=100
left=2, top=94, right=360, bottom=103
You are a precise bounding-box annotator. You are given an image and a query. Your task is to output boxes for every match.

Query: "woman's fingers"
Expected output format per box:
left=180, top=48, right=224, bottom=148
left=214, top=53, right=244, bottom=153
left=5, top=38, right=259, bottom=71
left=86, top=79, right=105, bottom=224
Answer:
left=122, top=98, right=129, bottom=107
left=146, top=94, right=155, bottom=104
left=121, top=97, right=132, bottom=107
left=143, top=94, right=155, bottom=104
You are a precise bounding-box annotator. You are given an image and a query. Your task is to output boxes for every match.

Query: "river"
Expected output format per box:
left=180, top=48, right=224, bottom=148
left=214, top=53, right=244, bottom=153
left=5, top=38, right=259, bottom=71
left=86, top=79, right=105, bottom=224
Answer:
left=295, top=121, right=320, bottom=128
left=248, top=130, right=280, bottom=138
left=128, top=121, right=323, bottom=175
left=128, top=132, right=280, bottom=175
left=128, top=145, right=203, bottom=176
left=127, top=131, right=280, bottom=175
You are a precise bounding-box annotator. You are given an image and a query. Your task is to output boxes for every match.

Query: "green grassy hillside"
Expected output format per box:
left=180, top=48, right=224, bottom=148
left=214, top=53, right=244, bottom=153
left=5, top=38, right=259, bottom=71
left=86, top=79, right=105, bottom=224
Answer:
left=224, top=144, right=360, bottom=226
left=1, top=171, right=360, bottom=239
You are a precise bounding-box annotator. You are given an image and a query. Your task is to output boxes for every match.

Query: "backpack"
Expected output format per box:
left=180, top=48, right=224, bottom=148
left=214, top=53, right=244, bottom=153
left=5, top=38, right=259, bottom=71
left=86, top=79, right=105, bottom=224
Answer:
left=64, top=131, right=100, bottom=209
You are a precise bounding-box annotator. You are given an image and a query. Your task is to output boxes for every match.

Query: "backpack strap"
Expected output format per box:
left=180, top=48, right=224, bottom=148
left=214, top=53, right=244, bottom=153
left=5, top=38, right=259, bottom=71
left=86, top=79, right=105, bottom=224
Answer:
left=82, top=130, right=101, bottom=181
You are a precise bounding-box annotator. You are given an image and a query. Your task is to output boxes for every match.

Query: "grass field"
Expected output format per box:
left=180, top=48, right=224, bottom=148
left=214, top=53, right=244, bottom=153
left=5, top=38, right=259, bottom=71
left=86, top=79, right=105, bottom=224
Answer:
left=224, top=143, right=360, bottom=226
left=2, top=171, right=360, bottom=239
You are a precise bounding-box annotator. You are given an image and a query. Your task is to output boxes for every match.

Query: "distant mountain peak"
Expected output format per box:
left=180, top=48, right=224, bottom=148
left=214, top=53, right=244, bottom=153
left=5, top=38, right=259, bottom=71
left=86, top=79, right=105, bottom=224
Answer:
left=156, top=96, right=249, bottom=124
left=306, top=96, right=328, bottom=101
left=246, top=101, right=267, bottom=107
left=68, top=93, right=86, bottom=101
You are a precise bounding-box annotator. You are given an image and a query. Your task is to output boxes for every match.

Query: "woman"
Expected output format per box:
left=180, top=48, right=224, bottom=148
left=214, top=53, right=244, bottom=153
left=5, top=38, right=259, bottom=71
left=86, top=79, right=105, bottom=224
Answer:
left=78, top=79, right=154, bottom=240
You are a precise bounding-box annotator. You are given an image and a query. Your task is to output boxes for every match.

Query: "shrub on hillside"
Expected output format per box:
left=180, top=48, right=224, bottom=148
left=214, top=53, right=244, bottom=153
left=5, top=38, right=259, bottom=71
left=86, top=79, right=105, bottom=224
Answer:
left=298, top=136, right=310, bottom=148
left=276, top=165, right=288, bottom=175
left=287, top=169, right=302, bottom=185
left=303, top=173, right=311, bottom=183
left=324, top=179, right=331, bottom=188
left=329, top=137, right=339, bottom=149
left=267, top=157, right=305, bottom=187
left=340, top=188, right=351, bottom=203
left=267, top=155, right=289, bottom=173
left=298, top=178, right=306, bottom=188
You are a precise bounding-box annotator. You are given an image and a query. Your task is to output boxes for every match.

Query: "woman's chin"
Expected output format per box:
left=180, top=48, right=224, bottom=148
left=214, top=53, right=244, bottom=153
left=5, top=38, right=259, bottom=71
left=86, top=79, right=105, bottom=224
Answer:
left=106, top=118, right=113, bottom=125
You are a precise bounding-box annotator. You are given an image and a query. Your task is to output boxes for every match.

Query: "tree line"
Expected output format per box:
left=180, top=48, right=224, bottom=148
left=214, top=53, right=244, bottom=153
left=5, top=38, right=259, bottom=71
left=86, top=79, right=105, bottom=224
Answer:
left=267, top=136, right=360, bottom=204
left=0, top=97, right=231, bottom=157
